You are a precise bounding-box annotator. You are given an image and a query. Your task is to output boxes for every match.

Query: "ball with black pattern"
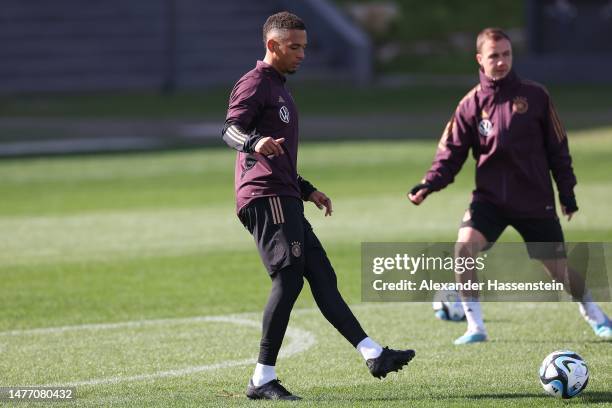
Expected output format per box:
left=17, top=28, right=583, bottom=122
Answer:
left=539, top=350, right=589, bottom=399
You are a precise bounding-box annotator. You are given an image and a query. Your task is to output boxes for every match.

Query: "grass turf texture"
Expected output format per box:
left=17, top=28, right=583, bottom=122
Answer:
left=1, top=132, right=611, bottom=406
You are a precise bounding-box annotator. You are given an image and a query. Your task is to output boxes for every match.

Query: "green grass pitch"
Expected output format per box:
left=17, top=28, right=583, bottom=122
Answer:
left=0, top=130, right=611, bottom=406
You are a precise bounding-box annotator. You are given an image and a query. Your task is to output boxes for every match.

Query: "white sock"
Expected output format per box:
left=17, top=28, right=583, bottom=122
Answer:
left=579, top=292, right=607, bottom=324
left=252, top=363, right=276, bottom=387
left=356, top=337, right=383, bottom=360
left=462, top=300, right=486, bottom=333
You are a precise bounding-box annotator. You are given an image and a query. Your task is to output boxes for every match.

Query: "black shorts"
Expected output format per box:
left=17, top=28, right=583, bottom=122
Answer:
left=238, top=196, right=319, bottom=275
left=460, top=201, right=566, bottom=259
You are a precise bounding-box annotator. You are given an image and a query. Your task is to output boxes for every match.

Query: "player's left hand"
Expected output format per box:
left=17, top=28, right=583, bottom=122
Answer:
left=559, top=195, right=578, bottom=221
left=561, top=205, right=577, bottom=221
left=308, top=191, right=332, bottom=216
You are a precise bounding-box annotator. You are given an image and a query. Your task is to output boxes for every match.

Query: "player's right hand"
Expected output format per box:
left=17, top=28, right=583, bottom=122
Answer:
left=255, top=137, right=285, bottom=157
left=407, top=183, right=430, bottom=205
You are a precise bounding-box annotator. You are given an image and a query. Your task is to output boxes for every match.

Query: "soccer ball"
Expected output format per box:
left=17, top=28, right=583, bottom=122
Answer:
left=539, top=350, right=589, bottom=398
left=432, top=290, right=465, bottom=321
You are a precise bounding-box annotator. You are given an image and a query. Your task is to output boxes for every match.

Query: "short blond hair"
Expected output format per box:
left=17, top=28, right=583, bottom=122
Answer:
left=476, top=28, right=511, bottom=53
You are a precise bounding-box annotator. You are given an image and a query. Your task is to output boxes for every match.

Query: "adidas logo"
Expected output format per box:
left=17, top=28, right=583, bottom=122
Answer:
left=278, top=96, right=285, bottom=103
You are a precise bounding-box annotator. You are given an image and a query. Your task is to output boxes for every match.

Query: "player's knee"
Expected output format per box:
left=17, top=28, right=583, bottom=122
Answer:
left=455, top=227, right=487, bottom=257
left=454, top=241, right=480, bottom=258
left=539, top=258, right=568, bottom=281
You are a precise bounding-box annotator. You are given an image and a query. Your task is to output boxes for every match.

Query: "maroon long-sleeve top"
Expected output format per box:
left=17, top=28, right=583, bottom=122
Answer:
left=424, top=69, right=577, bottom=218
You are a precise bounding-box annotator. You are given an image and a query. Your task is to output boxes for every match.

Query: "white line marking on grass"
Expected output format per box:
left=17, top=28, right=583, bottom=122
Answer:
left=0, top=315, right=253, bottom=337
left=0, top=314, right=315, bottom=388
left=6, top=302, right=532, bottom=387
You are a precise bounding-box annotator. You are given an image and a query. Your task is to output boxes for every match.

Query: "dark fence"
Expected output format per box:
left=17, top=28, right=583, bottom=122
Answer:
left=0, top=0, right=275, bottom=93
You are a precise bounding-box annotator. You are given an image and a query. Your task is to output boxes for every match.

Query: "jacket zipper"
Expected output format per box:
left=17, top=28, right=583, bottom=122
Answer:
left=496, top=89, right=508, bottom=203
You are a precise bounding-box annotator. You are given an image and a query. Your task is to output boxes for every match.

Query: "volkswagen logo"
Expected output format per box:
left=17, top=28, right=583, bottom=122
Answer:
left=279, top=106, right=290, bottom=123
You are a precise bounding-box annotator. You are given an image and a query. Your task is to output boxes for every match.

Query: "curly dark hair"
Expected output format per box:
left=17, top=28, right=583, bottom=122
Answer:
left=262, top=11, right=306, bottom=44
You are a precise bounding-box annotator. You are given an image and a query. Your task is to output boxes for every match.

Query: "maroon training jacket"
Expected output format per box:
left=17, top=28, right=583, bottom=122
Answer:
left=225, top=61, right=303, bottom=212
left=424, top=69, right=577, bottom=218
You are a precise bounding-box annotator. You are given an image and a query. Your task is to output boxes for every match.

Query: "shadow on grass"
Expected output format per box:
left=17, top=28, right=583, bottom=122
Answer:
left=456, top=391, right=612, bottom=402
left=580, top=391, right=612, bottom=403
left=309, top=391, right=611, bottom=403
left=491, top=338, right=612, bottom=345
left=465, top=391, right=612, bottom=403
left=480, top=318, right=512, bottom=323
left=458, top=393, right=548, bottom=400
